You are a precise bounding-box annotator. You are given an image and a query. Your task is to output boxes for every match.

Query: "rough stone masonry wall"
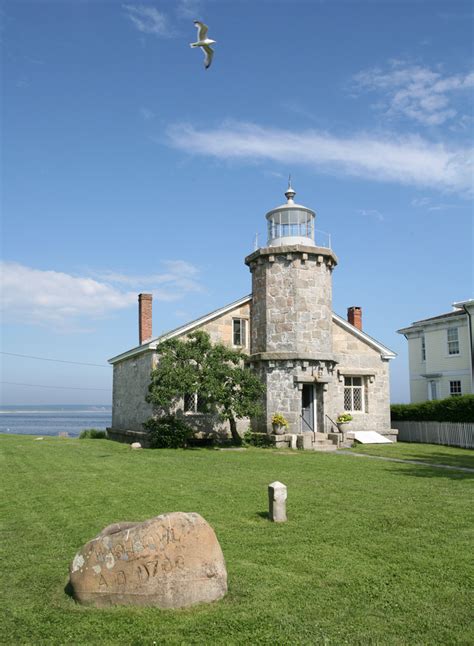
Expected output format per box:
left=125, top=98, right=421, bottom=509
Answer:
left=252, top=358, right=336, bottom=434
left=264, top=363, right=302, bottom=431
left=329, top=320, right=392, bottom=433
left=112, top=351, right=156, bottom=431
left=250, top=263, right=267, bottom=354
left=251, top=252, right=333, bottom=355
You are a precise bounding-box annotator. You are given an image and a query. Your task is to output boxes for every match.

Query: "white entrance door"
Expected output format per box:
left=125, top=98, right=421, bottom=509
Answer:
left=429, top=380, right=438, bottom=400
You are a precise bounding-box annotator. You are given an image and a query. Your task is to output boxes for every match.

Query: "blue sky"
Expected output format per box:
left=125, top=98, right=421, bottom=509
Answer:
left=1, top=0, right=473, bottom=405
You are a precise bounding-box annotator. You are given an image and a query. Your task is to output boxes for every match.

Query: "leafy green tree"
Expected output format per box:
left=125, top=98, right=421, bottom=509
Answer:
left=146, top=330, right=265, bottom=444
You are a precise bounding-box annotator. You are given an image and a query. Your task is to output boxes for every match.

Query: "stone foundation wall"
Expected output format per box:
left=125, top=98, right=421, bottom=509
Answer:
left=174, top=413, right=249, bottom=440
left=107, top=427, right=150, bottom=447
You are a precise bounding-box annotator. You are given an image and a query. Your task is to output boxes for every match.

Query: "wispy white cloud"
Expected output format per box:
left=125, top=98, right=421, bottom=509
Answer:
left=1, top=260, right=203, bottom=328
left=166, top=120, right=473, bottom=194
left=16, top=77, right=30, bottom=89
left=95, top=260, right=204, bottom=301
left=139, top=107, right=155, bottom=120
left=123, top=4, right=172, bottom=37
left=353, top=61, right=474, bottom=126
left=356, top=209, right=384, bottom=222
left=280, top=100, right=319, bottom=123
left=262, top=169, right=286, bottom=180
left=411, top=197, right=431, bottom=207
left=1, top=261, right=135, bottom=327
left=449, top=113, right=473, bottom=133
left=410, top=196, right=466, bottom=211
left=176, top=0, right=201, bottom=20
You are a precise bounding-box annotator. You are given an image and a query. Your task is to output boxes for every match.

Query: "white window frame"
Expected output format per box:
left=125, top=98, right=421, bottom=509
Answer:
left=232, top=318, right=248, bottom=347
left=449, top=380, right=462, bottom=397
left=343, top=376, right=365, bottom=413
left=421, top=334, right=426, bottom=362
left=447, top=327, right=460, bottom=356
left=183, top=392, right=206, bottom=414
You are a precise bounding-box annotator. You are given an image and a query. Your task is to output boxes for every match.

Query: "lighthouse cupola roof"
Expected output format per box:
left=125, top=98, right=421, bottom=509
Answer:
left=265, top=179, right=316, bottom=247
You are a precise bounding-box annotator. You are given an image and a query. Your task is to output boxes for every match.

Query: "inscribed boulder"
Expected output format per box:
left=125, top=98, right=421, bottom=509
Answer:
left=69, top=512, right=227, bottom=608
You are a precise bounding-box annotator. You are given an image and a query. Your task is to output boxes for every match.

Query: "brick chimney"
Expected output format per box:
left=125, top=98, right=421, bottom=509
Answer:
left=347, top=306, right=362, bottom=331
left=138, top=293, right=153, bottom=344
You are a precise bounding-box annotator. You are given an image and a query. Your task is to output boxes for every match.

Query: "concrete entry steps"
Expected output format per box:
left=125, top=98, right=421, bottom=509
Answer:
left=312, top=432, right=338, bottom=452
left=269, top=431, right=344, bottom=451
left=312, top=442, right=338, bottom=452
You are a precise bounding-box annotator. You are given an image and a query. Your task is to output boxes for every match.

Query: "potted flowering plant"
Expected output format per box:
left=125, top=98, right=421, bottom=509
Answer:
left=271, top=413, right=289, bottom=435
left=336, top=412, right=353, bottom=432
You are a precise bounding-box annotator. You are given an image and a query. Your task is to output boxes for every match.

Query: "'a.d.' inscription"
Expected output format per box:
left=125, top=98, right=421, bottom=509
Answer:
left=69, top=512, right=227, bottom=608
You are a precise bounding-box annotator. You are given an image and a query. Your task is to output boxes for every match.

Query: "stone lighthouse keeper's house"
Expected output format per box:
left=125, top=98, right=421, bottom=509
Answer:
left=108, top=185, right=397, bottom=448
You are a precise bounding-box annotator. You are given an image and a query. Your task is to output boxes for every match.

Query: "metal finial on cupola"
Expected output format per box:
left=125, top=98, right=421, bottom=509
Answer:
left=285, top=175, right=296, bottom=203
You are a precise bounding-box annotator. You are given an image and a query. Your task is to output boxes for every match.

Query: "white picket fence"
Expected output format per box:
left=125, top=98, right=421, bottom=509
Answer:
left=395, top=421, right=474, bottom=449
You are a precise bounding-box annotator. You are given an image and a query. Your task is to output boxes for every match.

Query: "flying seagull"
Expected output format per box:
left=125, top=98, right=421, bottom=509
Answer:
left=190, top=21, right=216, bottom=69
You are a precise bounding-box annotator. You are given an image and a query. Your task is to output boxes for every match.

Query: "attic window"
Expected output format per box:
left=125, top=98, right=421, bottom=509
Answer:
left=233, top=318, right=247, bottom=347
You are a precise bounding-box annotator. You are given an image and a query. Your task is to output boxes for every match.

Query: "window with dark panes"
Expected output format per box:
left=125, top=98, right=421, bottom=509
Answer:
left=447, top=328, right=459, bottom=355
left=233, top=318, right=247, bottom=346
left=183, top=392, right=207, bottom=413
left=450, top=380, right=462, bottom=396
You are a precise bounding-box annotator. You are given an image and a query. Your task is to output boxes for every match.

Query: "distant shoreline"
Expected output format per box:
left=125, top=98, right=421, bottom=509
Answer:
left=0, top=407, right=112, bottom=437
left=0, top=410, right=111, bottom=414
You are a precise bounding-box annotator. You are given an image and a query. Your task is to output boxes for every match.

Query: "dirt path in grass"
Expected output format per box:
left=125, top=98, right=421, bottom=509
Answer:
left=336, top=451, right=474, bottom=473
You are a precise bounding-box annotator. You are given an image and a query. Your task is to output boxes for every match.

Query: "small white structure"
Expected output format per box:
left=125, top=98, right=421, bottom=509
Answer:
left=268, top=481, right=287, bottom=522
left=353, top=431, right=392, bottom=444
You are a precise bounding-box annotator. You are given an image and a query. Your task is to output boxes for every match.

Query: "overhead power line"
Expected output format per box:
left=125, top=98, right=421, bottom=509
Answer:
left=0, top=352, right=110, bottom=368
left=1, top=381, right=110, bottom=392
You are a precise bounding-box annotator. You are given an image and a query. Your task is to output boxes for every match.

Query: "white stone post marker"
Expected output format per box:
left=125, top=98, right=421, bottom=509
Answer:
left=268, top=481, right=287, bottom=522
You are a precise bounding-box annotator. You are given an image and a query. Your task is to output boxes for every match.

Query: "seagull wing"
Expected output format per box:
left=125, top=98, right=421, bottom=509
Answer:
left=194, top=20, right=208, bottom=41
left=202, top=45, right=214, bottom=69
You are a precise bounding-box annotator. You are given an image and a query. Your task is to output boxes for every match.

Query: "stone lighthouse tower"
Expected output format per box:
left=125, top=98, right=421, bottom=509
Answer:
left=245, top=182, right=338, bottom=436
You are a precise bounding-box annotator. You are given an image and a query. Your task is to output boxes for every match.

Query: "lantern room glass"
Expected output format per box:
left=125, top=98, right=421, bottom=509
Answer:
left=267, top=208, right=315, bottom=246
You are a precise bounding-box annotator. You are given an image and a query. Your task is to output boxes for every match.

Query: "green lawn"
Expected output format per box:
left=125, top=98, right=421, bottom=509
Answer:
left=347, top=442, right=474, bottom=469
left=1, top=435, right=473, bottom=645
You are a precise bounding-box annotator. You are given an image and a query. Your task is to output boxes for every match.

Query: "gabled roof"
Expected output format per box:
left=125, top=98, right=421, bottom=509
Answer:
left=332, top=313, right=396, bottom=359
left=398, top=308, right=468, bottom=334
left=108, top=295, right=252, bottom=364
left=413, top=310, right=464, bottom=324
left=109, top=295, right=396, bottom=364
left=398, top=299, right=473, bottom=334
